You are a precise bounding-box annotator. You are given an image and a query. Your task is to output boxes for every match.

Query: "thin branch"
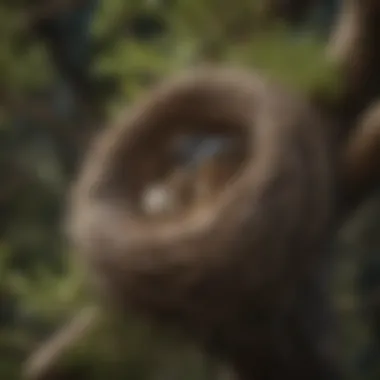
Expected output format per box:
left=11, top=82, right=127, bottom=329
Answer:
left=23, top=306, right=100, bottom=380
left=327, top=0, right=380, bottom=125
left=338, top=100, right=380, bottom=220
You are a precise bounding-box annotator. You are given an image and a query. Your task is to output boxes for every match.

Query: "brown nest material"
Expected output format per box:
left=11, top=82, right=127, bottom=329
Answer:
left=67, top=67, right=334, bottom=369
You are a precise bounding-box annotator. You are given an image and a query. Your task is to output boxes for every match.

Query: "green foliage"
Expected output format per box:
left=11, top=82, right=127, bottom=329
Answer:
left=0, top=6, right=52, bottom=96
left=89, top=1, right=342, bottom=117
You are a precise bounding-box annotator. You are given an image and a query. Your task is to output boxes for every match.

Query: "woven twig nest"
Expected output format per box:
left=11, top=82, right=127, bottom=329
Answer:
left=68, top=67, right=333, bottom=357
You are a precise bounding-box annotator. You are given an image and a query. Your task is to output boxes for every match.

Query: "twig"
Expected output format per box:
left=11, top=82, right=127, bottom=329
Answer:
left=23, top=306, right=100, bottom=380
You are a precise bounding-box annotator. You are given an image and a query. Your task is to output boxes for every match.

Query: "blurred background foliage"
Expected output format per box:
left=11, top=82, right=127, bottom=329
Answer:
left=0, top=1, right=379, bottom=379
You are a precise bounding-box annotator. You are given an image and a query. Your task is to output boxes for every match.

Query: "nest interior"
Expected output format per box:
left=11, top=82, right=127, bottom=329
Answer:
left=128, top=127, right=249, bottom=224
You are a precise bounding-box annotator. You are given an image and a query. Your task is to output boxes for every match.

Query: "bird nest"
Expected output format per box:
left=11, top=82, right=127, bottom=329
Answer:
left=68, top=67, right=333, bottom=353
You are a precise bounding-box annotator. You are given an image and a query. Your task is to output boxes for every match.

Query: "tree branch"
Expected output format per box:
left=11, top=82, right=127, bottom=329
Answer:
left=327, top=0, right=380, bottom=127
left=23, top=306, right=100, bottom=380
